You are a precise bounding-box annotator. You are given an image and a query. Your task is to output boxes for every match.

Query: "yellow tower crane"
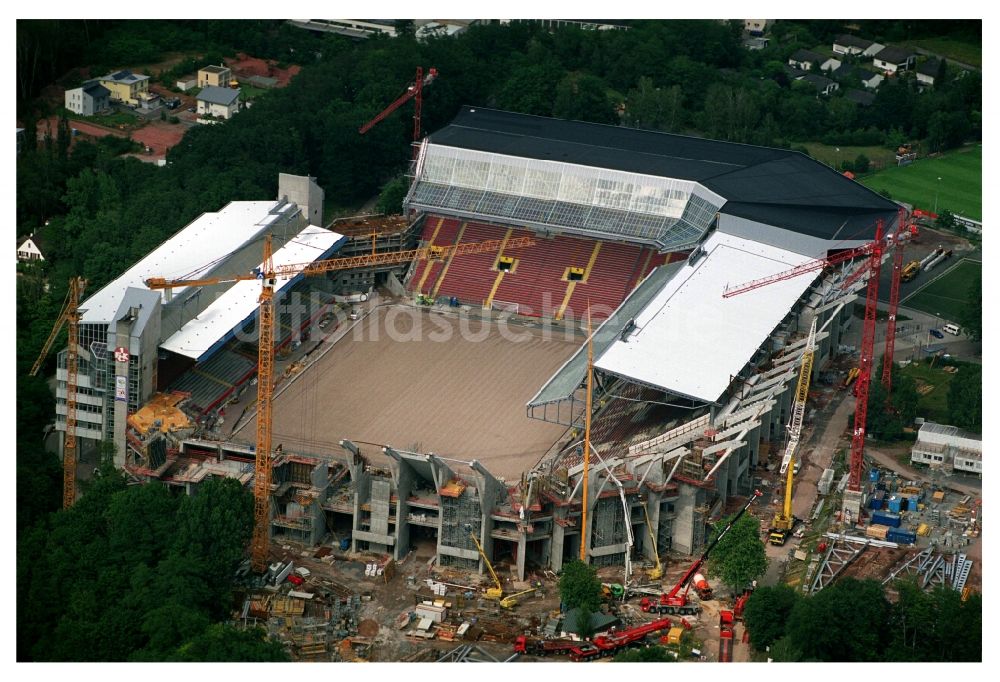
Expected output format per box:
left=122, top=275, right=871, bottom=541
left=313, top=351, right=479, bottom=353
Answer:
left=147, top=234, right=534, bottom=572
left=31, top=277, right=87, bottom=509
left=769, top=318, right=817, bottom=546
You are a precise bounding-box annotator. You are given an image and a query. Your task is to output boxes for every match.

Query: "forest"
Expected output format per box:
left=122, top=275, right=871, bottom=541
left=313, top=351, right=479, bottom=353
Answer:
left=15, top=18, right=982, bottom=661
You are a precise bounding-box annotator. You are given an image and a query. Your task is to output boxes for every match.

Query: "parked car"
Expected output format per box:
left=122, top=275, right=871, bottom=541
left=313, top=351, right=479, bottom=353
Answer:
left=929, top=329, right=944, bottom=339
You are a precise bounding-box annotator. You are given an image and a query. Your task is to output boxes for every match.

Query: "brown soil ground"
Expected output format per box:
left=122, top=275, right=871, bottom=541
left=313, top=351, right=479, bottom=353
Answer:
left=240, top=306, right=578, bottom=479
left=225, top=53, right=301, bottom=87
left=131, top=119, right=187, bottom=157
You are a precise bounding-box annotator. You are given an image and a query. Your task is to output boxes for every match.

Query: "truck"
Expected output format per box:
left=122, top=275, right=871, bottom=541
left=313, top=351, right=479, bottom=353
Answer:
left=900, top=260, right=921, bottom=283
left=515, top=617, right=674, bottom=661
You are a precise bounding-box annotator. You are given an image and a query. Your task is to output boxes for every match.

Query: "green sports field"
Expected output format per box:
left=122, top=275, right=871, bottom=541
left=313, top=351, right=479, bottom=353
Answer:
left=902, top=258, right=981, bottom=320
left=860, top=145, right=981, bottom=220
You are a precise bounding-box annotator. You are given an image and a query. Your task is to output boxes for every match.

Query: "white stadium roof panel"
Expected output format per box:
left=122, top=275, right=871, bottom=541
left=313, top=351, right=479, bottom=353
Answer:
left=80, top=201, right=297, bottom=324
left=160, top=225, right=344, bottom=361
left=594, top=231, right=815, bottom=403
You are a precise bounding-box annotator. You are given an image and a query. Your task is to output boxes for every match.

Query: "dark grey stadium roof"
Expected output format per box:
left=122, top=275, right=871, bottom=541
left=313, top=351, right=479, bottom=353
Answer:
left=427, top=107, right=898, bottom=241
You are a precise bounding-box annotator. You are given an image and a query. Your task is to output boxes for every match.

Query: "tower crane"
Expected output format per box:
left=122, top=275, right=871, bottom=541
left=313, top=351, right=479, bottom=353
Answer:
left=769, top=318, right=817, bottom=546
left=147, top=234, right=534, bottom=572
left=724, top=217, right=899, bottom=494
left=881, top=209, right=910, bottom=394
left=358, top=66, right=439, bottom=157
left=31, top=277, right=87, bottom=509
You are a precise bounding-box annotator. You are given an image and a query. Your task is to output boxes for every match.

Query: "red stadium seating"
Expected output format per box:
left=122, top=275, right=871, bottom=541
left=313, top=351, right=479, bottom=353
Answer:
left=410, top=215, right=680, bottom=319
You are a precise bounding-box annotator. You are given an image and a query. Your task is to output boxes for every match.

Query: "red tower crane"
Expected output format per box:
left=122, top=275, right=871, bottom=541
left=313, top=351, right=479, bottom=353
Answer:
left=358, top=66, right=439, bottom=157
left=724, top=219, right=894, bottom=493
left=881, top=207, right=910, bottom=394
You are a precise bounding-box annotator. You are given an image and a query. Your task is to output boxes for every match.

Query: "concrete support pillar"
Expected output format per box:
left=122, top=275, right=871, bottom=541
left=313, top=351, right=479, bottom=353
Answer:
left=385, top=447, right=413, bottom=561
left=642, top=490, right=663, bottom=563
left=515, top=534, right=527, bottom=580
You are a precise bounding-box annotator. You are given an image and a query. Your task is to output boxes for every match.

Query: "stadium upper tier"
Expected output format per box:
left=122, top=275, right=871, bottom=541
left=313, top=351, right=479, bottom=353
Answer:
left=406, top=107, right=898, bottom=249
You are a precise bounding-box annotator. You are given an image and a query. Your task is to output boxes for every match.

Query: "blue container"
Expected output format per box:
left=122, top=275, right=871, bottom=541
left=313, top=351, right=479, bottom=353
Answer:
left=871, top=511, right=902, bottom=528
left=869, top=469, right=881, bottom=483
left=887, top=496, right=903, bottom=513
left=868, top=498, right=883, bottom=510
left=887, top=529, right=916, bottom=545
left=339, top=537, right=350, bottom=551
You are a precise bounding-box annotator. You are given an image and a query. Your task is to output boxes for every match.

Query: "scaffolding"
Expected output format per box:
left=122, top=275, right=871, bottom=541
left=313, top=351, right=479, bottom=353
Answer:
left=440, top=489, right=481, bottom=569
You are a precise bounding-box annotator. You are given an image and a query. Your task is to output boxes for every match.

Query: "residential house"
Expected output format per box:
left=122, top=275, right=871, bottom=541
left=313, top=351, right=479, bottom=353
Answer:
left=196, top=86, right=241, bottom=120
left=17, top=229, right=48, bottom=262
left=910, top=421, right=981, bottom=475
left=844, top=88, right=875, bottom=107
left=198, top=65, right=232, bottom=88
left=743, top=19, right=773, bottom=36
left=744, top=37, right=770, bottom=51
left=64, top=82, right=111, bottom=116
left=916, top=59, right=945, bottom=87
left=788, top=48, right=825, bottom=71
left=873, top=46, right=917, bottom=74
left=832, top=34, right=884, bottom=57
left=176, top=77, right=197, bottom=91
left=784, top=65, right=806, bottom=81
left=820, top=57, right=842, bottom=72
left=800, top=73, right=839, bottom=96
left=856, top=68, right=884, bottom=90
left=97, top=69, right=151, bottom=106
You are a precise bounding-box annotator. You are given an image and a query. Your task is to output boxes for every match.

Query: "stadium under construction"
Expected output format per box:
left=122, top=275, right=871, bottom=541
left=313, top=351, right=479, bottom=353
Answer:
left=54, top=107, right=901, bottom=581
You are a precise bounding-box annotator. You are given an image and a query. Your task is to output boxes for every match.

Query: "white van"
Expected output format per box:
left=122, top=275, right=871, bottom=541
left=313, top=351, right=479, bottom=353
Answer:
left=942, top=323, right=961, bottom=336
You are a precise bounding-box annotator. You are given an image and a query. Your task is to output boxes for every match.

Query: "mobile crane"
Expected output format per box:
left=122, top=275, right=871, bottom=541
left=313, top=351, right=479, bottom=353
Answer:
left=31, top=277, right=87, bottom=509
left=769, top=318, right=817, bottom=546
left=467, top=528, right=504, bottom=600
left=641, top=490, right=762, bottom=615
left=515, top=616, right=675, bottom=660
left=147, top=235, right=534, bottom=572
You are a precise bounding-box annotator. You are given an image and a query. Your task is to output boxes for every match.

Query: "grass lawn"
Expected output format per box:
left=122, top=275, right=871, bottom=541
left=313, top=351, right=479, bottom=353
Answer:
left=794, top=142, right=898, bottom=171
left=239, top=85, right=269, bottom=100
left=909, top=38, right=982, bottom=68
left=897, top=361, right=956, bottom=423
left=902, top=258, right=980, bottom=320
left=860, top=145, right=981, bottom=220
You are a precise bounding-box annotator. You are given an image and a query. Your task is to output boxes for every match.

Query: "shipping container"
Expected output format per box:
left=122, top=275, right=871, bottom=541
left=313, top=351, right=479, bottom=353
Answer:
left=887, top=496, right=903, bottom=513
left=868, top=498, right=883, bottom=510
left=869, top=469, right=880, bottom=483
left=866, top=524, right=890, bottom=540
left=871, top=511, right=902, bottom=528
left=887, top=529, right=916, bottom=545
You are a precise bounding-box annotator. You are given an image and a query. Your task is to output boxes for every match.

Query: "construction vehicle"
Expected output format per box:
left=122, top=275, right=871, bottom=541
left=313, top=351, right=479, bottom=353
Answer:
left=147, top=236, right=533, bottom=573
left=31, top=277, right=87, bottom=509
left=900, top=260, right=921, bottom=282
left=842, top=366, right=860, bottom=389
left=641, top=500, right=663, bottom=580
left=769, top=320, right=816, bottom=546
left=601, top=583, right=627, bottom=600
left=500, top=587, right=536, bottom=609
left=515, top=617, right=676, bottom=661
left=467, top=529, right=504, bottom=600
left=513, top=636, right=581, bottom=657
left=641, top=490, right=763, bottom=615
left=719, top=609, right=735, bottom=662
left=568, top=617, right=675, bottom=661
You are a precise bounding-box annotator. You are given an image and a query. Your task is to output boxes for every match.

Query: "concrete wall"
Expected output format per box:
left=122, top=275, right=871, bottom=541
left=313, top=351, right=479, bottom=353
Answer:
left=279, top=173, right=325, bottom=228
